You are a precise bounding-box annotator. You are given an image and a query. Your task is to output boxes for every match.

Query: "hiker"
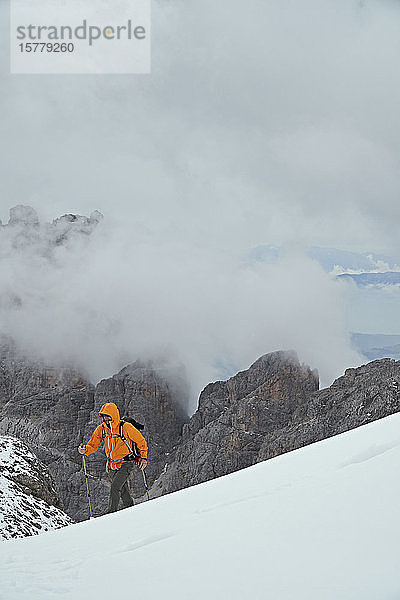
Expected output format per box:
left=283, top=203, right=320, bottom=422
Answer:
left=78, top=402, right=148, bottom=513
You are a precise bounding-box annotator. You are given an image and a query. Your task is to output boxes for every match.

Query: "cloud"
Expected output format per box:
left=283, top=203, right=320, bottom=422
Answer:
left=1, top=0, right=400, bottom=251
left=0, top=208, right=361, bottom=412
left=1, top=0, right=399, bottom=408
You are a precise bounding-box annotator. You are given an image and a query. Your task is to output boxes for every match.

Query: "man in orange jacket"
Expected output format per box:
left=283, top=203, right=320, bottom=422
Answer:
left=78, top=402, right=148, bottom=513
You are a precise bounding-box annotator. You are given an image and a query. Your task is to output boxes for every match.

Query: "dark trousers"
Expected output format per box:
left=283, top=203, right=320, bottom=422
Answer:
left=107, top=462, right=134, bottom=513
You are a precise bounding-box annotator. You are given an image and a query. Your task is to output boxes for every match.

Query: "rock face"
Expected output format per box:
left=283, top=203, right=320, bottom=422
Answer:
left=151, top=351, right=319, bottom=497
left=83, top=359, right=189, bottom=514
left=2, top=322, right=400, bottom=525
left=0, top=336, right=102, bottom=521
left=151, top=354, right=400, bottom=499
left=258, top=358, right=400, bottom=460
left=0, top=436, right=72, bottom=539
left=0, top=337, right=189, bottom=521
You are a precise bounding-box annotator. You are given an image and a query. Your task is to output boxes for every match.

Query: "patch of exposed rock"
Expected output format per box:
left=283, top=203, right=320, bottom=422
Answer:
left=0, top=436, right=72, bottom=539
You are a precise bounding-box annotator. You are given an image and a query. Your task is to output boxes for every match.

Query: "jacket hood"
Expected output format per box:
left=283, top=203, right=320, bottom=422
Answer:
left=99, top=402, right=120, bottom=424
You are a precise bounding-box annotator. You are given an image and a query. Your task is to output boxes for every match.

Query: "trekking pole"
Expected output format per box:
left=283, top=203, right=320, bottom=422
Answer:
left=82, top=455, right=94, bottom=519
left=142, top=469, right=150, bottom=501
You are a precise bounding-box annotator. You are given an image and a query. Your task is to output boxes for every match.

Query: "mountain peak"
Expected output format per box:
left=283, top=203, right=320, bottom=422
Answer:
left=8, top=205, right=39, bottom=227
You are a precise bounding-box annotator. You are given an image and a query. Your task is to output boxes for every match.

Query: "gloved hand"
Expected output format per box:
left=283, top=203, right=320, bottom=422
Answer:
left=124, top=453, right=147, bottom=470
left=78, top=444, right=86, bottom=455
left=137, top=458, right=147, bottom=471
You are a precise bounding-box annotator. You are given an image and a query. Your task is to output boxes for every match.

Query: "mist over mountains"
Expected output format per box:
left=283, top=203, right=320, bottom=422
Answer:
left=0, top=205, right=363, bottom=407
left=2, top=0, right=400, bottom=258
left=352, top=333, right=400, bottom=362
left=250, top=243, right=400, bottom=339
left=1, top=205, right=398, bottom=405
left=0, top=204, right=102, bottom=260
left=2, top=0, right=400, bottom=399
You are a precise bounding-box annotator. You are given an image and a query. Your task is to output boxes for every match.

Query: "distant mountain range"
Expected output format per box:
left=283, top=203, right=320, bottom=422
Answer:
left=249, top=245, right=400, bottom=274
left=307, top=247, right=399, bottom=274
left=352, top=333, right=400, bottom=361
left=338, top=272, right=400, bottom=287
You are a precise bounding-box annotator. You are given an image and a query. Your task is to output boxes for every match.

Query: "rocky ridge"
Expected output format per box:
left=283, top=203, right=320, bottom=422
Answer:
left=257, top=358, right=400, bottom=461
left=151, top=355, right=400, bottom=498
left=2, top=332, right=400, bottom=523
left=150, top=350, right=319, bottom=497
left=0, top=435, right=72, bottom=539
left=0, top=205, right=103, bottom=252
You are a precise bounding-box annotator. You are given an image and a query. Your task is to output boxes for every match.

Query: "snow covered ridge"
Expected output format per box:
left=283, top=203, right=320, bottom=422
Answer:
left=1, top=413, right=399, bottom=600
left=0, top=436, right=72, bottom=539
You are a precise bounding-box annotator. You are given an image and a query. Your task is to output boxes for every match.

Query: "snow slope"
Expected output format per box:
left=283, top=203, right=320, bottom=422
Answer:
left=1, top=414, right=400, bottom=600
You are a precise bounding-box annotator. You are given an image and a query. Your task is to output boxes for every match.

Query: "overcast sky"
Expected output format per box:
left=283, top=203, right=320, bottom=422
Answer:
left=1, top=0, right=400, bottom=252
left=1, top=0, right=399, bottom=408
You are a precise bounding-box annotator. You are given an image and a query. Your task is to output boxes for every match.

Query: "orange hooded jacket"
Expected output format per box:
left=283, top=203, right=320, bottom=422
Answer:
left=84, top=402, right=148, bottom=470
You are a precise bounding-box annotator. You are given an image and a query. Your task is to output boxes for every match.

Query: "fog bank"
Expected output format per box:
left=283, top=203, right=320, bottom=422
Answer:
left=0, top=207, right=361, bottom=411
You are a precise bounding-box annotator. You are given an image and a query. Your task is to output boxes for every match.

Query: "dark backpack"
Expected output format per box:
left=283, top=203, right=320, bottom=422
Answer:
left=122, top=416, right=144, bottom=431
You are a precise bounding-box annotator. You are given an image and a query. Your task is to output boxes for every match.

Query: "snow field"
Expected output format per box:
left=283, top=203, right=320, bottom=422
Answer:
left=1, top=413, right=400, bottom=599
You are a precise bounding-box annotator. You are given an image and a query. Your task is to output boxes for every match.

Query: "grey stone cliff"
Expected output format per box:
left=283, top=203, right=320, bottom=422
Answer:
left=1, top=326, right=400, bottom=523
left=0, top=337, right=189, bottom=521
left=258, top=358, right=400, bottom=460
left=82, top=359, right=189, bottom=515
left=151, top=351, right=319, bottom=497
left=0, top=336, right=101, bottom=521
left=151, top=353, right=400, bottom=498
